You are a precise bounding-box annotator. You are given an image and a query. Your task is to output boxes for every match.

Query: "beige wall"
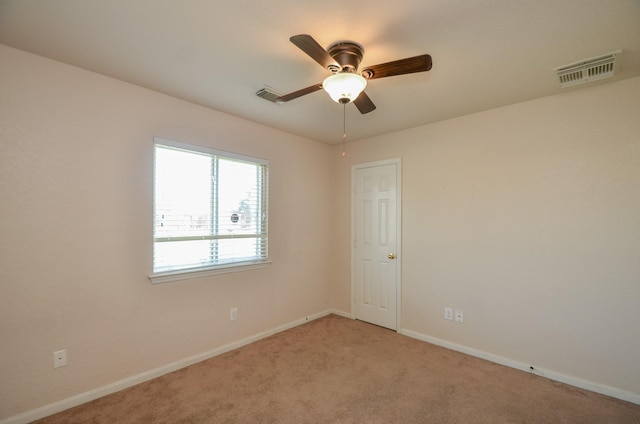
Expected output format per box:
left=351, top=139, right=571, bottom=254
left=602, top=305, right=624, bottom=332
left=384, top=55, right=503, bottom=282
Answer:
left=2, top=42, right=639, bottom=420
left=331, top=75, right=640, bottom=397
left=0, top=45, right=335, bottom=419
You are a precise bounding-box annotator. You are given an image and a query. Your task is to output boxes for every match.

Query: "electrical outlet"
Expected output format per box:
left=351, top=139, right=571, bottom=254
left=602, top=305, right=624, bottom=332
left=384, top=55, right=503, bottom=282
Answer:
left=53, top=350, right=67, bottom=368
left=455, top=309, right=464, bottom=323
left=444, top=307, right=453, bottom=320
left=230, top=307, right=238, bottom=321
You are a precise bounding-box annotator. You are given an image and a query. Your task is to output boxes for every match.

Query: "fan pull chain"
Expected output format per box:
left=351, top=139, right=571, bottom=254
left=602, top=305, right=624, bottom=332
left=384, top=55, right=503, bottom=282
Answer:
left=342, top=103, right=347, bottom=157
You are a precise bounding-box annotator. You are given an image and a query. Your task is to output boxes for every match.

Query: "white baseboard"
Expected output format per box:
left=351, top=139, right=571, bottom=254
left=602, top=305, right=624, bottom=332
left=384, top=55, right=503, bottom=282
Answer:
left=1, top=310, right=335, bottom=424
left=399, top=328, right=640, bottom=406
left=328, top=309, right=351, bottom=319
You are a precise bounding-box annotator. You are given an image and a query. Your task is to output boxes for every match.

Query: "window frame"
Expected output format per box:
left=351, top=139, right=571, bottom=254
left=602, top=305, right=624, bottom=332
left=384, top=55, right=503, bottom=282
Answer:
left=149, top=137, right=270, bottom=284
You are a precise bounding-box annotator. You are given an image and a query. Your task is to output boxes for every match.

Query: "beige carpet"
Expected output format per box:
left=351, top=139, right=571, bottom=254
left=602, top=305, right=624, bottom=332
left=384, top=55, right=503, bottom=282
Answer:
left=33, top=314, right=640, bottom=423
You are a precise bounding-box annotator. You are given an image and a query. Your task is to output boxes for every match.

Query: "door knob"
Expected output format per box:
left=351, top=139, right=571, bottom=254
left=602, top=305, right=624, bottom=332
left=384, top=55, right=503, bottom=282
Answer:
left=388, top=253, right=396, bottom=259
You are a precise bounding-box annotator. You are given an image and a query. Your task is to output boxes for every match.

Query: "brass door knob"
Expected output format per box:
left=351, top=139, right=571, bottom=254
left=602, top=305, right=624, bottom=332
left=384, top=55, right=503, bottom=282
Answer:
left=388, top=253, right=396, bottom=259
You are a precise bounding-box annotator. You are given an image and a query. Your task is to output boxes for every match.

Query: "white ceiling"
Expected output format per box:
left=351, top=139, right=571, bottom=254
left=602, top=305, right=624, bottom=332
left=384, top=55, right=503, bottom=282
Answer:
left=1, top=0, right=639, bottom=145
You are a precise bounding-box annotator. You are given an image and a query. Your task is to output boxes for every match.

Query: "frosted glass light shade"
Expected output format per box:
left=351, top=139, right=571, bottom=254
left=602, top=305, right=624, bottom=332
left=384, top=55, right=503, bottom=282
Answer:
left=322, top=73, right=367, bottom=104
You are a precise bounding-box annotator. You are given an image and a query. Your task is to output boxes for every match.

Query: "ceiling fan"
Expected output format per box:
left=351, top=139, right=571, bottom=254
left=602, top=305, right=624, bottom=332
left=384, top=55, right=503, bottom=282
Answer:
left=275, top=34, right=433, bottom=114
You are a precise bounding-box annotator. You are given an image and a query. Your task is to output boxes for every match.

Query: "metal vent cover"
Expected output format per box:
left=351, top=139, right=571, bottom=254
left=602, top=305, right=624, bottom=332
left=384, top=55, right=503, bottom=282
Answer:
left=554, top=50, right=621, bottom=88
left=256, top=86, right=283, bottom=103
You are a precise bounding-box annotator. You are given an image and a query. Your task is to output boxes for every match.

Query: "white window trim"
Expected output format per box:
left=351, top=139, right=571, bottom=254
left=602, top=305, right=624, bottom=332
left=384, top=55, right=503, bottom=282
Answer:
left=149, top=137, right=269, bottom=283
left=149, top=260, right=272, bottom=284
left=154, top=138, right=269, bottom=166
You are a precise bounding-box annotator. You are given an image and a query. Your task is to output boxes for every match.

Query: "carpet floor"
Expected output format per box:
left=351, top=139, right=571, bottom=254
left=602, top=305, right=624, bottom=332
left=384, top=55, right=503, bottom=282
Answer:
left=33, top=314, right=640, bottom=423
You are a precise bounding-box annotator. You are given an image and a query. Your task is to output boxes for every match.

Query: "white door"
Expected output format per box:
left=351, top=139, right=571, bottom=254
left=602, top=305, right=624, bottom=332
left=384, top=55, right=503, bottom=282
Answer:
left=352, top=160, right=400, bottom=330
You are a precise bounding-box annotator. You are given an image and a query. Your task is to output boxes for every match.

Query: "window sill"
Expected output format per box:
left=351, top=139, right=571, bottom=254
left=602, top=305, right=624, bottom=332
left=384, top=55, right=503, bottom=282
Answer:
left=149, top=261, right=271, bottom=284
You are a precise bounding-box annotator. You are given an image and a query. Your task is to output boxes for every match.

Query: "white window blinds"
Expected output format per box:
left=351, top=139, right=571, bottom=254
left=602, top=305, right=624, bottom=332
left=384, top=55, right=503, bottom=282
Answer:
left=153, top=138, right=268, bottom=277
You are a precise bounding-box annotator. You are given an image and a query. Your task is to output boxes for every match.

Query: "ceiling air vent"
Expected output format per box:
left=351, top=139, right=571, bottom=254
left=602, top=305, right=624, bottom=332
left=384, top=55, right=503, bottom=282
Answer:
left=554, top=50, right=621, bottom=88
left=256, top=86, right=283, bottom=103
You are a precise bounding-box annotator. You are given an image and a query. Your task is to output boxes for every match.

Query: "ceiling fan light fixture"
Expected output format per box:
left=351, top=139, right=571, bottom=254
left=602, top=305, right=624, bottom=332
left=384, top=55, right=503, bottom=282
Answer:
left=322, top=72, right=367, bottom=104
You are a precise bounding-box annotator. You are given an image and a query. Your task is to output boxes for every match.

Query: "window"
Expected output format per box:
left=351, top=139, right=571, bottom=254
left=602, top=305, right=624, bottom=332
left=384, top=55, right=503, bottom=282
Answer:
left=151, top=137, right=268, bottom=283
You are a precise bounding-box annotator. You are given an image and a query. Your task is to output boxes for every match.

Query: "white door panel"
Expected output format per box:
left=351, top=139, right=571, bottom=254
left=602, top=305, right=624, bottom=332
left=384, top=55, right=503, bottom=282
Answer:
left=353, top=160, right=400, bottom=330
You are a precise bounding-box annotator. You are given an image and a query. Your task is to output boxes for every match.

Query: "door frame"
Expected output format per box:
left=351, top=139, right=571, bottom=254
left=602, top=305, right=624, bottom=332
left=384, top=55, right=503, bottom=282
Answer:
left=351, top=158, right=402, bottom=332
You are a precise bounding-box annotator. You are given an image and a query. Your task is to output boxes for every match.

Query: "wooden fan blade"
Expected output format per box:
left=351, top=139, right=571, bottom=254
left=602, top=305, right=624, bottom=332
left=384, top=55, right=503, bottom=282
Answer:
left=290, top=34, right=340, bottom=70
left=276, top=83, right=323, bottom=103
left=354, top=91, right=376, bottom=114
left=360, top=54, right=432, bottom=80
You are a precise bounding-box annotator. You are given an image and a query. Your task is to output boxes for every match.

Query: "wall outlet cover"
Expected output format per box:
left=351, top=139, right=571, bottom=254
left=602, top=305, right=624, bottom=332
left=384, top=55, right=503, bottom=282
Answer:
left=53, top=350, right=67, bottom=368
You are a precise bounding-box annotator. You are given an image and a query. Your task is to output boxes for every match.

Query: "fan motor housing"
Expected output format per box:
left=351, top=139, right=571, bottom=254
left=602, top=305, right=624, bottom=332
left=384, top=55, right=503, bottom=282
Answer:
left=327, top=41, right=364, bottom=72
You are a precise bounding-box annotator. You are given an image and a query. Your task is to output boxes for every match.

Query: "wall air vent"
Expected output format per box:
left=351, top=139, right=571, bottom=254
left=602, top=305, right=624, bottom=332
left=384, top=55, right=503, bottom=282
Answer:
left=554, top=50, right=621, bottom=88
left=256, top=86, right=283, bottom=103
